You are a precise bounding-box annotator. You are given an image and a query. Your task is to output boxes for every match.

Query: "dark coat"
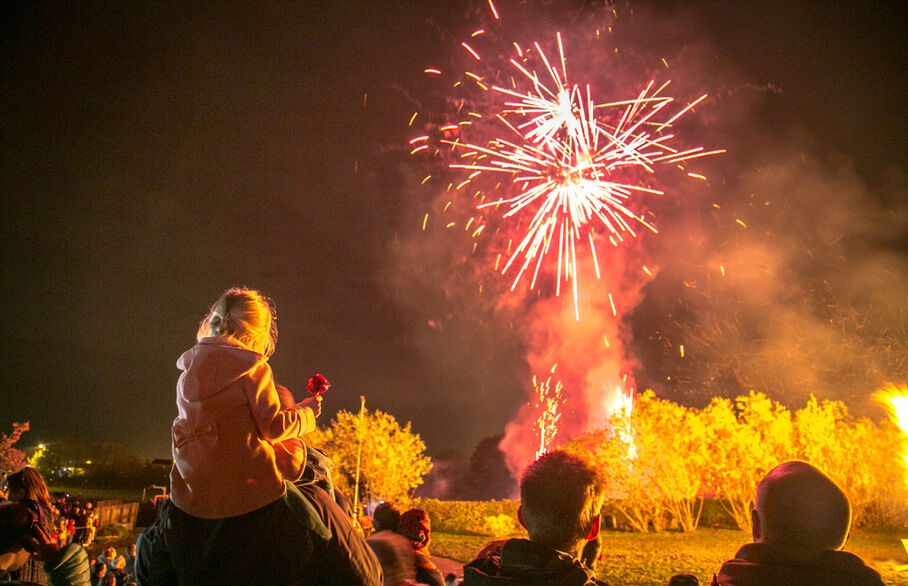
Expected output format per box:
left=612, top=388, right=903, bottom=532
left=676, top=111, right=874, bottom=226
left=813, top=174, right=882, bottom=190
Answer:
left=135, top=482, right=381, bottom=585
left=414, top=551, right=444, bottom=586
left=714, top=543, right=884, bottom=586
left=463, top=538, right=608, bottom=586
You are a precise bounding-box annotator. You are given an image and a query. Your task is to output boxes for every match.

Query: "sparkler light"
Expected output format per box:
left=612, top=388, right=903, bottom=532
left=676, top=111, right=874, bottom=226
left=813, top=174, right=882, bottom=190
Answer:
left=415, top=10, right=722, bottom=319
left=533, top=365, right=565, bottom=459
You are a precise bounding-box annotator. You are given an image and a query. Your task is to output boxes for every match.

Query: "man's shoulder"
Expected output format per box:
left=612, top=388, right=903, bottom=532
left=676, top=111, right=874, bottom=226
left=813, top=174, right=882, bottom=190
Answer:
left=463, top=539, right=608, bottom=586
left=716, top=543, right=884, bottom=586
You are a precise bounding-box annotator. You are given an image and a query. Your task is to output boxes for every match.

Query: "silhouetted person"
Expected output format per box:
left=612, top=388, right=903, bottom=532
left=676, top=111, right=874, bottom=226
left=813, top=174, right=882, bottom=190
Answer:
left=668, top=573, right=699, bottom=586
left=463, top=450, right=608, bottom=585
left=5, top=467, right=56, bottom=532
left=398, top=508, right=444, bottom=586
left=366, top=502, right=417, bottom=586
left=0, top=501, right=90, bottom=585
left=136, top=287, right=380, bottom=585
left=713, top=461, right=883, bottom=585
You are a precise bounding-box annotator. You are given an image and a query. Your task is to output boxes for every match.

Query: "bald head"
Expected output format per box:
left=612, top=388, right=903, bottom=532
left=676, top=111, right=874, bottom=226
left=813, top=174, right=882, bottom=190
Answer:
left=754, top=461, right=851, bottom=550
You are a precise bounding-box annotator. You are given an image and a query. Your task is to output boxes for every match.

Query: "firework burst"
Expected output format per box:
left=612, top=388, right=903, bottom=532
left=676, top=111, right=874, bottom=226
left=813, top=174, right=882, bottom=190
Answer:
left=413, top=4, right=722, bottom=318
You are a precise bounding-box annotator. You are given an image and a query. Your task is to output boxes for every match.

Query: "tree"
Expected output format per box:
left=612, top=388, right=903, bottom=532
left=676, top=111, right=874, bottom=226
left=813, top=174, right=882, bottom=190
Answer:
left=460, top=435, right=517, bottom=501
left=792, top=396, right=907, bottom=528
left=308, top=408, right=432, bottom=504
left=0, top=422, right=29, bottom=479
left=571, top=427, right=666, bottom=532
left=30, top=436, right=168, bottom=489
left=568, top=390, right=908, bottom=533
left=701, top=392, right=794, bottom=532
left=632, top=392, right=709, bottom=532
left=564, top=397, right=676, bottom=533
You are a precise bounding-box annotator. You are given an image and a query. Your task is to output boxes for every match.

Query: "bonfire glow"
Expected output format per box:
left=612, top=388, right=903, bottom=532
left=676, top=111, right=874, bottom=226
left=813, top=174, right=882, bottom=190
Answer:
left=612, top=385, right=636, bottom=458
left=875, top=384, right=908, bottom=481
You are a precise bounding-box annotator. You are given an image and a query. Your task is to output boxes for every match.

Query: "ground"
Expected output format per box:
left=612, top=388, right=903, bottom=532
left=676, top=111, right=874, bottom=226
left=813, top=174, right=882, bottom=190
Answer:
left=430, top=528, right=908, bottom=585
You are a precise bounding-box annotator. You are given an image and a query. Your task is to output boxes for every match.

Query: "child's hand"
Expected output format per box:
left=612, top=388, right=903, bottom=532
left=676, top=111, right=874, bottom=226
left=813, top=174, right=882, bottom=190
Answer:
left=298, top=395, right=323, bottom=418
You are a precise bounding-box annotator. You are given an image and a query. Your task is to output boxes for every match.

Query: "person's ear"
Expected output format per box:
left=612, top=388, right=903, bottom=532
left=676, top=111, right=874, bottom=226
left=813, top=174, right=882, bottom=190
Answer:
left=586, top=514, right=601, bottom=541
left=751, top=509, right=761, bottom=542
left=517, top=506, right=527, bottom=530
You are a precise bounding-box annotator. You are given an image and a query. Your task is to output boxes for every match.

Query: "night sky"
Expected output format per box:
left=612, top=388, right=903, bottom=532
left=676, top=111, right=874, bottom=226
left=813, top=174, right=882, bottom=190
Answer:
left=2, top=1, right=905, bottom=461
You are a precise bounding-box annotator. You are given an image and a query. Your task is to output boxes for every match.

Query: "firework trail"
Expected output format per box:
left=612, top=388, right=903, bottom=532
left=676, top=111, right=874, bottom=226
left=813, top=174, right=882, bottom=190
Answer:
left=533, top=364, right=565, bottom=459
left=412, top=2, right=722, bottom=319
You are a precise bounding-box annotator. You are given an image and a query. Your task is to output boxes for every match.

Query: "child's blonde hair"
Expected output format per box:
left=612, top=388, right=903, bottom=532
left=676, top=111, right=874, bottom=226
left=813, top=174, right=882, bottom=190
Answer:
left=197, top=287, right=278, bottom=356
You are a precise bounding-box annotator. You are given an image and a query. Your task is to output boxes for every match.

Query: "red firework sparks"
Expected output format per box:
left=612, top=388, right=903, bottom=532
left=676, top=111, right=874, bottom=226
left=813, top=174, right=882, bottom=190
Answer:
left=414, top=6, right=723, bottom=319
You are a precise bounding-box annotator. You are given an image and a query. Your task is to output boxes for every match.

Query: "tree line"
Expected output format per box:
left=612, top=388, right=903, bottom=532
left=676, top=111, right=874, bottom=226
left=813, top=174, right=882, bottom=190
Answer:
left=563, top=391, right=908, bottom=532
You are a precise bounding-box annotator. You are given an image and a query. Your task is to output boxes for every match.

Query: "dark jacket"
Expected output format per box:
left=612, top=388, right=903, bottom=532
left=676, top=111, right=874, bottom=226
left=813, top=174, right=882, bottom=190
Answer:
left=713, top=543, right=884, bottom=586
left=365, top=530, right=416, bottom=585
left=463, top=538, right=608, bottom=586
left=414, top=551, right=444, bottom=586
left=135, top=481, right=381, bottom=585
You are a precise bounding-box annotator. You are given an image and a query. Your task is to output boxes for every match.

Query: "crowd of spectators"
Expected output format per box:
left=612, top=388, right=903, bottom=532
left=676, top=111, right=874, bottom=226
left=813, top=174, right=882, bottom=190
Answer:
left=0, top=443, right=891, bottom=585
left=91, top=544, right=136, bottom=586
left=0, top=288, right=891, bottom=584
left=50, top=496, right=100, bottom=548
left=365, top=502, right=445, bottom=586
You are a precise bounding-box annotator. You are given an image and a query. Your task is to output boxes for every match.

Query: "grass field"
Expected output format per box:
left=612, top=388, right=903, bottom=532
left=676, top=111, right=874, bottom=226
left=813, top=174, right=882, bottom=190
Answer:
left=432, top=528, right=908, bottom=585
left=82, top=526, right=908, bottom=584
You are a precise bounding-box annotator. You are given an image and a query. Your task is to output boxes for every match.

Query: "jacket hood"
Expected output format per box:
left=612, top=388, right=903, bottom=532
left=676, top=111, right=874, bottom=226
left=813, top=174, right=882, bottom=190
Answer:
left=176, top=337, right=267, bottom=399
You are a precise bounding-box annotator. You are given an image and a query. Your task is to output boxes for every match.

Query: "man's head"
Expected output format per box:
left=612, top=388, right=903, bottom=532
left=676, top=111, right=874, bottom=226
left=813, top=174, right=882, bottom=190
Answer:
left=398, top=508, right=432, bottom=550
left=104, top=546, right=116, bottom=560
left=752, top=461, right=851, bottom=550
left=518, top=450, right=603, bottom=553
left=371, top=502, right=401, bottom=533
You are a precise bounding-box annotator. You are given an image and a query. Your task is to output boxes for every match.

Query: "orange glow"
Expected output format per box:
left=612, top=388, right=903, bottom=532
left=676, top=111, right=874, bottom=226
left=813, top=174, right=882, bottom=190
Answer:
left=875, top=384, right=908, bottom=480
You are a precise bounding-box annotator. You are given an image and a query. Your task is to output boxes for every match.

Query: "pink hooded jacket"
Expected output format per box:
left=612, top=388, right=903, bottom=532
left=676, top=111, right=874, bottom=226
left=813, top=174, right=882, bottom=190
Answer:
left=169, top=337, right=316, bottom=519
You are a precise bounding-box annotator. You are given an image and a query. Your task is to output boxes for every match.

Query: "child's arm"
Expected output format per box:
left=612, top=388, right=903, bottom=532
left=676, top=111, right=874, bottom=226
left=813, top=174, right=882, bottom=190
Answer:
left=273, top=384, right=307, bottom=481
left=246, top=362, right=318, bottom=442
